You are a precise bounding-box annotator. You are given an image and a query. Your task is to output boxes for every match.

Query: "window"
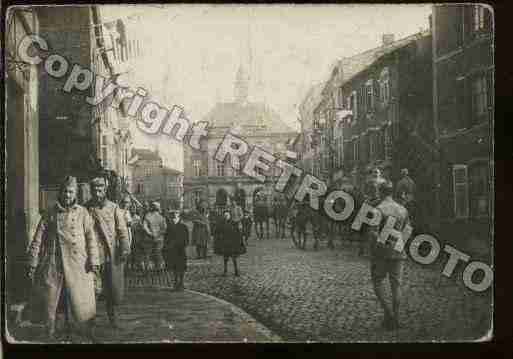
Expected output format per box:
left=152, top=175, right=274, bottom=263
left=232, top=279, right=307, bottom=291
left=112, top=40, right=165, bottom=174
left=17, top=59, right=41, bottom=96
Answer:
left=351, top=91, right=358, bottom=118
left=473, top=5, right=486, bottom=32
left=216, top=161, right=225, bottom=177
left=193, top=191, right=202, bottom=205
left=384, top=126, right=392, bottom=160
left=472, top=75, right=488, bottom=121
left=101, top=135, right=109, bottom=168
left=469, top=162, right=489, bottom=218
left=369, top=132, right=375, bottom=160
left=366, top=80, right=374, bottom=110
left=453, top=165, right=469, bottom=219
left=145, top=167, right=152, bottom=177
left=193, top=159, right=201, bottom=177
left=353, top=138, right=359, bottom=162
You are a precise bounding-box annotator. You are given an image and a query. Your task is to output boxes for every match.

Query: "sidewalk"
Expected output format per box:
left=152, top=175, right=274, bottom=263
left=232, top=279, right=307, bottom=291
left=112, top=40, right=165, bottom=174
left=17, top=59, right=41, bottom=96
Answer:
left=6, top=287, right=281, bottom=343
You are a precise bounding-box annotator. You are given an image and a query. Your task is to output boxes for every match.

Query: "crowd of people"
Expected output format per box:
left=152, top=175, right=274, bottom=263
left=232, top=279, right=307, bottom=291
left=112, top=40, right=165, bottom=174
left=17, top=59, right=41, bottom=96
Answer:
left=24, top=166, right=415, bottom=340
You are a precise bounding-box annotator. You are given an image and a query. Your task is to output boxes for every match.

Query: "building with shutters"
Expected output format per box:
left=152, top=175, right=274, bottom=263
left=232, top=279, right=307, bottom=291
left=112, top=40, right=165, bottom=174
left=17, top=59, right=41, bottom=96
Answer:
left=432, top=4, right=493, bottom=248
left=312, top=29, right=436, bottom=231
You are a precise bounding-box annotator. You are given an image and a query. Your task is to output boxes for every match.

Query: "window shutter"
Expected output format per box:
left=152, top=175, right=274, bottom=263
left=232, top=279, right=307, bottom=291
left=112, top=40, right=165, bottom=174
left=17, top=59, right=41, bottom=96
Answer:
left=374, top=79, right=380, bottom=106
left=453, top=165, right=469, bottom=219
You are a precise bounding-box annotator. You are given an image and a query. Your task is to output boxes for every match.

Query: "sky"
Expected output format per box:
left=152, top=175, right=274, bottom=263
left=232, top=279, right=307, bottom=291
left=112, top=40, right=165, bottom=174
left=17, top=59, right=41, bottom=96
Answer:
left=100, top=4, right=432, bottom=171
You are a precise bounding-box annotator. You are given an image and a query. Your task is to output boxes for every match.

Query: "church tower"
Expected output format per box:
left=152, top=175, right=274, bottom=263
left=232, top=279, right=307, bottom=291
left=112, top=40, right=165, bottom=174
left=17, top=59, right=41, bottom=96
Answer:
left=234, top=65, right=249, bottom=105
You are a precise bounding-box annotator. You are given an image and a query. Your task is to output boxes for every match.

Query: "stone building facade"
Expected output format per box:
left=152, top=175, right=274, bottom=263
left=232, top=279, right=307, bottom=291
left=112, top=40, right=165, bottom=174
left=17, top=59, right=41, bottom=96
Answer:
left=131, top=148, right=183, bottom=208
left=183, top=66, right=298, bottom=212
left=6, top=7, right=41, bottom=304
left=432, top=4, right=493, bottom=248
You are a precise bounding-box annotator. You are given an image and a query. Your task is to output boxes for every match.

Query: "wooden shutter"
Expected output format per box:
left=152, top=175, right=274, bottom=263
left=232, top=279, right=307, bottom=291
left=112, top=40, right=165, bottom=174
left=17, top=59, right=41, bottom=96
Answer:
left=453, top=164, right=469, bottom=219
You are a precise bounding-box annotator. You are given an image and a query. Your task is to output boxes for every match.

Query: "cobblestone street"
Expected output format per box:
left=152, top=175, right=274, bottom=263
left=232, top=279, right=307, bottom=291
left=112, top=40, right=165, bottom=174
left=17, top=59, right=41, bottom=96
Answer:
left=129, top=234, right=492, bottom=342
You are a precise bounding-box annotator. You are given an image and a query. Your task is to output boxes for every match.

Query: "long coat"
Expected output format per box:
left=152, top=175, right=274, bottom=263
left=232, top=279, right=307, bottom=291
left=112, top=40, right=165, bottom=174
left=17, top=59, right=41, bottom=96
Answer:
left=86, top=199, right=130, bottom=305
left=191, top=215, right=210, bottom=247
left=214, top=219, right=245, bottom=257
left=27, top=202, right=99, bottom=324
left=163, top=220, right=190, bottom=272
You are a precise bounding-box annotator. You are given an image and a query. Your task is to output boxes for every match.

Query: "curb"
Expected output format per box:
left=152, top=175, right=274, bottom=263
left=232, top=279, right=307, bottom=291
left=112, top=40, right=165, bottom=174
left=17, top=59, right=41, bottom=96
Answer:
left=132, top=285, right=282, bottom=342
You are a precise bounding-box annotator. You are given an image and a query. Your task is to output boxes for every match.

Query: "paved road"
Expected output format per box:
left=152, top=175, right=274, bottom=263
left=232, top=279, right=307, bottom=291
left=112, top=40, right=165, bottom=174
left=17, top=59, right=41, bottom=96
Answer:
left=7, top=287, right=279, bottom=343
left=129, top=236, right=492, bottom=342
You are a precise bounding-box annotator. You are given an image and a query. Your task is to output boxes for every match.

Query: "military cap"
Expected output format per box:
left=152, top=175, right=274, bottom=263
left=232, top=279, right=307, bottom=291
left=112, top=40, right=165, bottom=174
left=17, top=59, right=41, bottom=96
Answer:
left=90, top=176, right=107, bottom=187
left=60, top=175, right=78, bottom=190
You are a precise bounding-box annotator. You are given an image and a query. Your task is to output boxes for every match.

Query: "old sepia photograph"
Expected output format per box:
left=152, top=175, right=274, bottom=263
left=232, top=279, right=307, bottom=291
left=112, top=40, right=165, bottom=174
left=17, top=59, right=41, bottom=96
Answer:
left=4, top=4, right=493, bottom=344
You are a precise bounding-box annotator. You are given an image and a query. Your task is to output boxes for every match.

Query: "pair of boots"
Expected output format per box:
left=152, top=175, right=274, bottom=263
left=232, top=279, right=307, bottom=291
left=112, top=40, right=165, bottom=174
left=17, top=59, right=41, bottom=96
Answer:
left=173, top=272, right=185, bottom=291
left=223, top=258, right=239, bottom=277
left=46, top=318, right=97, bottom=342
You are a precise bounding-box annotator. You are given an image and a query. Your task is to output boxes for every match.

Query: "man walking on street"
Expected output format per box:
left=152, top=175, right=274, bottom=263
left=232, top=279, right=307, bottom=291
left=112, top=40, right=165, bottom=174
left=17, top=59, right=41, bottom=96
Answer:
left=369, top=180, right=410, bottom=330
left=163, top=210, right=189, bottom=291
left=27, top=176, right=99, bottom=341
left=86, top=177, right=130, bottom=329
left=142, top=202, right=167, bottom=272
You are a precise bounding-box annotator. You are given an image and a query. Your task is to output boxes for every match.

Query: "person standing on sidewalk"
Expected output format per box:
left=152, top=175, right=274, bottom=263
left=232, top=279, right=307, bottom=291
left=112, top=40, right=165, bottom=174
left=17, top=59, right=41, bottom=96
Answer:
left=142, top=202, right=168, bottom=273
left=86, top=177, right=130, bottom=329
left=191, top=207, right=210, bottom=259
left=119, top=196, right=133, bottom=268
left=369, top=180, right=410, bottom=330
left=295, top=201, right=309, bottom=250
left=163, top=210, right=190, bottom=291
left=214, top=211, right=245, bottom=276
left=241, top=210, right=253, bottom=245
left=27, top=176, right=99, bottom=340
left=230, top=199, right=244, bottom=233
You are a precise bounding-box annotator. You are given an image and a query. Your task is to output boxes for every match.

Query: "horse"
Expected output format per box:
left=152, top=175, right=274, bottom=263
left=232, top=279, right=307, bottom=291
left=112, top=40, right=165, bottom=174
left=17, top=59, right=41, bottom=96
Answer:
left=273, top=199, right=289, bottom=240
left=253, top=197, right=270, bottom=240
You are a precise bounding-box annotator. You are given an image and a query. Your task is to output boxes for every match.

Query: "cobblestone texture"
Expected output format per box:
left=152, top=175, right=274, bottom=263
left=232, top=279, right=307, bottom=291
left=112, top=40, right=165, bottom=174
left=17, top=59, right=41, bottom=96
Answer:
left=128, top=236, right=492, bottom=342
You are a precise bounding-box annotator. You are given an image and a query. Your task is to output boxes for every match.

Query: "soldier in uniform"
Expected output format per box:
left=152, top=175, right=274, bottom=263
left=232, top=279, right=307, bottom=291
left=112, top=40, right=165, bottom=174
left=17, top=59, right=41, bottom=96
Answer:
left=368, top=180, right=411, bottom=330
left=86, top=177, right=130, bottom=329
left=27, top=176, right=99, bottom=340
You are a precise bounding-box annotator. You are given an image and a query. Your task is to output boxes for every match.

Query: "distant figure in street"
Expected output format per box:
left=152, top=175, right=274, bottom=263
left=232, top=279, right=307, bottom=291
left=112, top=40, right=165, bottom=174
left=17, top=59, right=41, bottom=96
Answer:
left=119, top=196, right=133, bottom=249
left=28, top=176, right=99, bottom=340
left=253, top=194, right=270, bottom=240
left=295, top=201, right=310, bottom=250
left=369, top=180, right=410, bottom=330
left=310, top=209, right=321, bottom=251
left=191, top=208, right=210, bottom=259
left=128, top=206, right=141, bottom=272
left=230, top=199, right=244, bottom=233
left=396, top=168, right=415, bottom=205
left=241, top=210, right=253, bottom=244
left=86, top=177, right=130, bottom=329
left=163, top=211, right=189, bottom=291
left=214, top=211, right=245, bottom=276
left=396, top=168, right=416, bottom=226
left=288, top=201, right=299, bottom=247
left=141, top=202, right=168, bottom=272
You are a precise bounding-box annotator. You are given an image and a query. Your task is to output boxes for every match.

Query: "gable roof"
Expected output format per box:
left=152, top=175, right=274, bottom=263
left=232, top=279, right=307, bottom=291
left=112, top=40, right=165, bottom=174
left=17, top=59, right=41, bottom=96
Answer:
left=328, top=30, right=431, bottom=91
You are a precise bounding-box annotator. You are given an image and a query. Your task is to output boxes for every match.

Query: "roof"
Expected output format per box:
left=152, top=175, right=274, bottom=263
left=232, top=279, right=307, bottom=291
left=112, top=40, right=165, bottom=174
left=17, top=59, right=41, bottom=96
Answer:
left=330, top=30, right=431, bottom=91
left=204, top=101, right=296, bottom=135
left=131, top=148, right=161, bottom=162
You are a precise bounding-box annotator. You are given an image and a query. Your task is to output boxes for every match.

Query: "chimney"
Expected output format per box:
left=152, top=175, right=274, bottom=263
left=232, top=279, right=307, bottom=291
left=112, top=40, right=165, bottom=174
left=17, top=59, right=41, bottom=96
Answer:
left=382, top=34, right=395, bottom=46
